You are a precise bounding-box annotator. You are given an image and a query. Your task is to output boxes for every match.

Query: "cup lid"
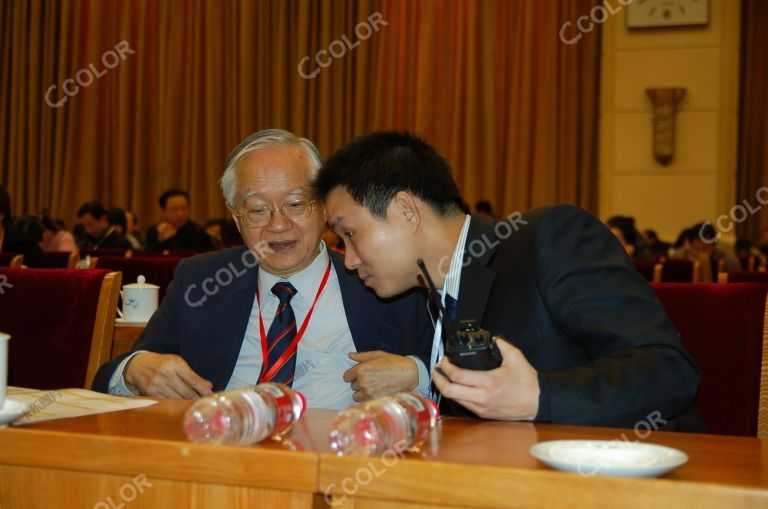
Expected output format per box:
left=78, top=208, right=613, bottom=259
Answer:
left=123, top=275, right=160, bottom=289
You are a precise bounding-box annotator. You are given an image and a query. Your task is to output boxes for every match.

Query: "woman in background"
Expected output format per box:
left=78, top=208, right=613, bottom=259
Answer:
left=40, top=212, right=77, bottom=252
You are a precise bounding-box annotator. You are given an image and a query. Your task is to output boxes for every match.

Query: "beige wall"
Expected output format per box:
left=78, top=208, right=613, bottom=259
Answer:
left=599, top=0, right=741, bottom=244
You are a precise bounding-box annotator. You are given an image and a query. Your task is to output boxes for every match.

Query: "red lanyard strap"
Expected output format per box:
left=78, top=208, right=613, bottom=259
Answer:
left=257, top=259, right=332, bottom=383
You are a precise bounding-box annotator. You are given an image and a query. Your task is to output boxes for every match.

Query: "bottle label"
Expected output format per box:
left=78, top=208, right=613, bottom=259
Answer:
left=395, top=393, right=436, bottom=447
left=257, top=384, right=297, bottom=436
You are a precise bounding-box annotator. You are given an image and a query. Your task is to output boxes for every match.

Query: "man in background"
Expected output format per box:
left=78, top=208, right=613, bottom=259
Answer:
left=76, top=201, right=132, bottom=250
left=145, top=188, right=213, bottom=253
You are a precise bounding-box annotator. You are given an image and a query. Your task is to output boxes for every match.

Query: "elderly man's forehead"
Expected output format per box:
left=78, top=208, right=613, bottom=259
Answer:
left=242, top=187, right=310, bottom=201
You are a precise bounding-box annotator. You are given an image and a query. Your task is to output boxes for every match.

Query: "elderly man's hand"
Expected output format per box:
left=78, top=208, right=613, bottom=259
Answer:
left=125, top=352, right=213, bottom=399
left=343, top=351, right=419, bottom=402
left=433, top=338, right=540, bottom=420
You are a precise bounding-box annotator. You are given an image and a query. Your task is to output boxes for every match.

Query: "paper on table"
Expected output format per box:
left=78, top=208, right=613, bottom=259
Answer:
left=7, top=386, right=157, bottom=425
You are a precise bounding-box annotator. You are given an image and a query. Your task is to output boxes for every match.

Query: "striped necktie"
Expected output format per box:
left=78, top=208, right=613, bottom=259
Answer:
left=444, top=293, right=458, bottom=323
left=263, top=282, right=298, bottom=386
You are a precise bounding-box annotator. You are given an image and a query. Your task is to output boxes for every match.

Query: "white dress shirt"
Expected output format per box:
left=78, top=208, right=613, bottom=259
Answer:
left=423, top=215, right=471, bottom=401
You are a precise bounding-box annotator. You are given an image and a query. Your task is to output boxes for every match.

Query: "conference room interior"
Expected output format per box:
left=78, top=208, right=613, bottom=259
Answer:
left=1, top=0, right=767, bottom=508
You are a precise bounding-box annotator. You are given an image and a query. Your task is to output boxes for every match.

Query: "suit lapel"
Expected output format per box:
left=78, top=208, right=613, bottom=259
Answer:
left=191, top=248, right=260, bottom=390
left=331, top=252, right=401, bottom=353
left=456, top=216, right=498, bottom=323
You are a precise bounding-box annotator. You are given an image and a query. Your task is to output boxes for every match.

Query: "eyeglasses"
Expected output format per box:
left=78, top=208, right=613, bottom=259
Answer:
left=233, top=199, right=318, bottom=228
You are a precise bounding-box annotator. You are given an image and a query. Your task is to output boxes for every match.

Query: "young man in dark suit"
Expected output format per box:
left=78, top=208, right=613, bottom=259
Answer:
left=315, top=131, right=702, bottom=430
left=93, top=130, right=431, bottom=410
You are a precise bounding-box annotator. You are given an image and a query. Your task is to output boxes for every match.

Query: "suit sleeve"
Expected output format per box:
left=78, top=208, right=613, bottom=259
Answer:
left=144, top=225, right=160, bottom=253
left=531, top=206, right=700, bottom=427
left=91, top=258, right=189, bottom=392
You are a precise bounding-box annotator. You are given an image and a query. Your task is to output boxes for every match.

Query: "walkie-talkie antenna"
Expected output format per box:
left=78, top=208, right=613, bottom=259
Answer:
left=417, top=258, right=458, bottom=340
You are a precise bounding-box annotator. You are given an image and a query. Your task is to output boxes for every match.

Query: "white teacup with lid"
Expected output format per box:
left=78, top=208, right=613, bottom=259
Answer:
left=118, top=275, right=159, bottom=323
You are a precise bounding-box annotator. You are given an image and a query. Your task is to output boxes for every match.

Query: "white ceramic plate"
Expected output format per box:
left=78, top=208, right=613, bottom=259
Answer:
left=115, top=318, right=148, bottom=326
left=0, top=399, right=28, bottom=427
left=530, top=440, right=688, bottom=478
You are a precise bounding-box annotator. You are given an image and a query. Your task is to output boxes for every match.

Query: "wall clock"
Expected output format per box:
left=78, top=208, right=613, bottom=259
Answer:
left=627, top=0, right=710, bottom=28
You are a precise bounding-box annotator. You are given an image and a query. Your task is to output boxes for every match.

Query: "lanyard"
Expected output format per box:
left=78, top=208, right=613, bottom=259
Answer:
left=257, top=259, right=332, bottom=383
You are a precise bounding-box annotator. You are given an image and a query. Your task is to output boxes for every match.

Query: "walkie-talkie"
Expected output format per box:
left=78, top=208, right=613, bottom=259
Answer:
left=417, top=259, right=502, bottom=371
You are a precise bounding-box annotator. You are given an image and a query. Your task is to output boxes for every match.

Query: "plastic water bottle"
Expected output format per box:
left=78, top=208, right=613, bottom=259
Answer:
left=183, top=383, right=306, bottom=446
left=75, top=255, right=92, bottom=269
left=328, top=392, right=439, bottom=456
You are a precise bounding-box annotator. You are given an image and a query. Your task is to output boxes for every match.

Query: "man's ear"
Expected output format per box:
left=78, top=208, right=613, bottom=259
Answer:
left=393, top=191, right=421, bottom=232
left=227, top=206, right=242, bottom=234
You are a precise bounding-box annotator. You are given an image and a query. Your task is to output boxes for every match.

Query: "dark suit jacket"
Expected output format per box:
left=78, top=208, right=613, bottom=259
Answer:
left=98, top=229, right=134, bottom=250
left=451, top=205, right=702, bottom=431
left=145, top=220, right=214, bottom=253
left=92, top=246, right=432, bottom=393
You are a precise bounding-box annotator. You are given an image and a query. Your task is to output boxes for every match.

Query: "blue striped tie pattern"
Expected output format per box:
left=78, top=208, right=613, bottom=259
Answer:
left=263, top=282, right=298, bottom=386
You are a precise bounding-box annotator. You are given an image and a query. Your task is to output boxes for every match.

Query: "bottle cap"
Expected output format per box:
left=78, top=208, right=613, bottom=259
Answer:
left=295, top=390, right=307, bottom=417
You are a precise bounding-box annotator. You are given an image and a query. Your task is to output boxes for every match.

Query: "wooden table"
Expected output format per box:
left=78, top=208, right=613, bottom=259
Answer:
left=320, top=419, right=768, bottom=509
left=0, top=401, right=765, bottom=509
left=0, top=400, right=331, bottom=508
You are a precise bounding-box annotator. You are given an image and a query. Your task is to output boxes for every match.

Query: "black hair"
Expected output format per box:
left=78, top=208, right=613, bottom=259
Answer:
left=456, top=198, right=471, bottom=215
left=0, top=185, right=11, bottom=230
left=643, top=229, right=659, bottom=242
left=692, top=222, right=717, bottom=244
left=314, top=131, right=462, bottom=219
left=39, top=209, right=60, bottom=232
left=77, top=201, right=107, bottom=219
left=159, top=188, right=190, bottom=208
left=607, top=216, right=637, bottom=246
left=475, top=200, right=493, bottom=214
left=14, top=215, right=45, bottom=244
left=673, top=227, right=692, bottom=249
left=106, top=207, right=127, bottom=231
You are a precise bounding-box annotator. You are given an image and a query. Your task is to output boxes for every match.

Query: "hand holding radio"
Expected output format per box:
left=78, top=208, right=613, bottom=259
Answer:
left=417, top=258, right=540, bottom=420
left=416, top=259, right=502, bottom=371
left=433, top=338, right=540, bottom=421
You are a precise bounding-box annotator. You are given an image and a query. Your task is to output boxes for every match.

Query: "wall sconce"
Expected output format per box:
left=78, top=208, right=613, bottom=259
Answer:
left=646, top=87, right=687, bottom=165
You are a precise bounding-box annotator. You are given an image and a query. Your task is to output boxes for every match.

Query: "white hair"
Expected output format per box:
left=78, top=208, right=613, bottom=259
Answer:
left=219, top=128, right=323, bottom=208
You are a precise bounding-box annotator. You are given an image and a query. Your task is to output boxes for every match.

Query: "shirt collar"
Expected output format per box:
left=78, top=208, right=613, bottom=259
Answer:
left=442, top=214, right=472, bottom=301
left=258, top=241, right=330, bottom=303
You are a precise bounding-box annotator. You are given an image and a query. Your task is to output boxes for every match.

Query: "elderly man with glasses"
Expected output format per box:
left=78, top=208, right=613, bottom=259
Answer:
left=92, top=129, right=432, bottom=409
